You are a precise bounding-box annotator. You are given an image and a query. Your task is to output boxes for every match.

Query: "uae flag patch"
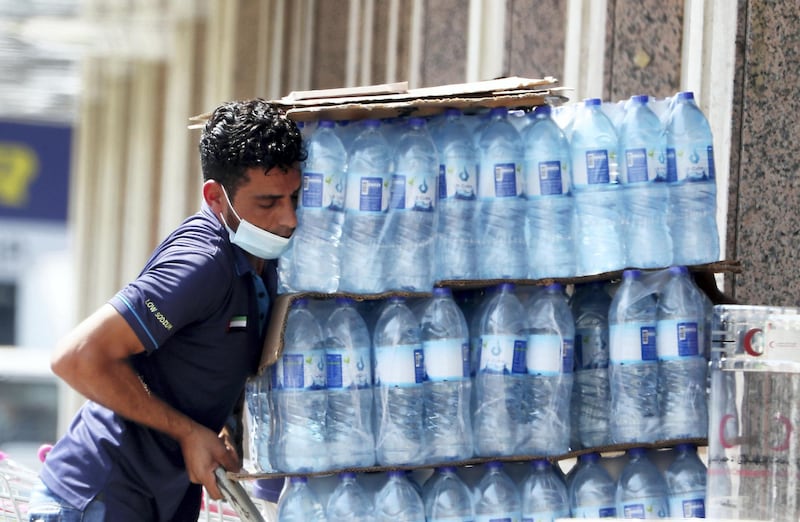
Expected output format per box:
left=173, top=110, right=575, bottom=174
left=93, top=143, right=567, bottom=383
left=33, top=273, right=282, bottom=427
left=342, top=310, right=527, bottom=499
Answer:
left=228, top=315, right=247, bottom=332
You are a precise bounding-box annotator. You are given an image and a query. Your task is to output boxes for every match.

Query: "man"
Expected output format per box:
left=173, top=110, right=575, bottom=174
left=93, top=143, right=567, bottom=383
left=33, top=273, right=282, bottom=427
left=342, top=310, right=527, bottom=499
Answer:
left=28, top=99, right=304, bottom=521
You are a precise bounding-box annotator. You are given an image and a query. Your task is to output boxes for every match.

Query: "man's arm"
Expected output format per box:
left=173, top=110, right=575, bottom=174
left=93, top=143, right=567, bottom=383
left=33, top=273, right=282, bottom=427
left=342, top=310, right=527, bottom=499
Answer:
left=51, top=303, right=239, bottom=500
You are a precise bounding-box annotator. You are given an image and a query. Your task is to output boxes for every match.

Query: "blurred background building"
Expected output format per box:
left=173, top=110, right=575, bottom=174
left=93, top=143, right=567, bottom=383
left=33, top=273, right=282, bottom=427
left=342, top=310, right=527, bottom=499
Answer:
left=0, top=0, right=797, bottom=468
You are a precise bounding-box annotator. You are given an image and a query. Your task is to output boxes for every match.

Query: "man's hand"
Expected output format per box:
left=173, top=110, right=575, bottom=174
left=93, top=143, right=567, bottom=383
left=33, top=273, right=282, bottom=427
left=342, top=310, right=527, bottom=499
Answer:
left=179, top=422, right=241, bottom=500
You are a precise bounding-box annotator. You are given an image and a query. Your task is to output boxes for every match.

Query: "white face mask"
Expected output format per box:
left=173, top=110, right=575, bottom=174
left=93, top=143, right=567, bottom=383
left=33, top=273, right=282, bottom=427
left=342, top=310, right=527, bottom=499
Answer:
left=219, top=185, right=291, bottom=260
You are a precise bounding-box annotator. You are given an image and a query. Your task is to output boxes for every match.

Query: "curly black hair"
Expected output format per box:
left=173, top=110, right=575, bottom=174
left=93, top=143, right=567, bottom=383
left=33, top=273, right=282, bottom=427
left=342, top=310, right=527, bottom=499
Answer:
left=199, top=98, right=306, bottom=196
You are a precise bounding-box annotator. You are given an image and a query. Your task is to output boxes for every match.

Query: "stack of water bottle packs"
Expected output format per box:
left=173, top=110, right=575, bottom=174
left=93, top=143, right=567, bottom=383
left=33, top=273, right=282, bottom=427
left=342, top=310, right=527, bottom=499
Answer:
left=275, top=445, right=708, bottom=521
left=278, top=90, right=721, bottom=294
left=248, top=264, right=712, bottom=476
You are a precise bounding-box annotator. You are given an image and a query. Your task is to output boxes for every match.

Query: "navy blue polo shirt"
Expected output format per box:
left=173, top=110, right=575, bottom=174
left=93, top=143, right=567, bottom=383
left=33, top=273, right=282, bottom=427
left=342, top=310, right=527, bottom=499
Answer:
left=39, top=203, right=270, bottom=520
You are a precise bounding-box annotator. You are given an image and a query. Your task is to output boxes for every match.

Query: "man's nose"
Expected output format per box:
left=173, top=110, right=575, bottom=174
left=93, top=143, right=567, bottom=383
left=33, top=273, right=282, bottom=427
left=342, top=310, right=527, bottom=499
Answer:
left=277, top=198, right=298, bottom=235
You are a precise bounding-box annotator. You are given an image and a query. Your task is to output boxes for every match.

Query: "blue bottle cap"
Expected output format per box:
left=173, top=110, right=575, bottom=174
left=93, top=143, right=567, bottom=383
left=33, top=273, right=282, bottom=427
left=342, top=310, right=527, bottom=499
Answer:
left=497, top=282, right=516, bottom=292
left=533, top=105, right=552, bottom=116
left=289, top=476, right=308, bottom=484
left=489, top=107, right=508, bottom=117
left=486, top=461, right=504, bottom=470
left=318, top=120, right=335, bottom=128
left=628, top=447, right=647, bottom=457
left=631, top=94, right=649, bottom=104
left=579, top=452, right=600, bottom=463
left=546, top=282, right=564, bottom=292
left=531, top=459, right=551, bottom=470
left=339, top=471, right=357, bottom=479
left=669, top=265, right=689, bottom=275
left=444, top=107, right=462, bottom=117
left=335, top=296, right=355, bottom=305
left=584, top=98, right=602, bottom=106
left=677, top=91, right=695, bottom=101
left=674, top=443, right=696, bottom=452
left=437, top=466, right=457, bottom=473
left=387, top=470, right=406, bottom=478
left=433, top=287, right=452, bottom=297
left=361, top=119, right=381, bottom=128
left=622, top=269, right=642, bottom=280
left=388, top=295, right=406, bottom=304
left=291, top=297, right=309, bottom=308
left=408, top=117, right=426, bottom=126
left=252, top=478, right=284, bottom=502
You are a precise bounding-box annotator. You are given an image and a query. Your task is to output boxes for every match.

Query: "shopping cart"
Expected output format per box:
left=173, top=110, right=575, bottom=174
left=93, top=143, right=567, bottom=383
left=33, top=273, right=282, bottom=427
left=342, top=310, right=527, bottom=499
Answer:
left=0, top=446, right=49, bottom=522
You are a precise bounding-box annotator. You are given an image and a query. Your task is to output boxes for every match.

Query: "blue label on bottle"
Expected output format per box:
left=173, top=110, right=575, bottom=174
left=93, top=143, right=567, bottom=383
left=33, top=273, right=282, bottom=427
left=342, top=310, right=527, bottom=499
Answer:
left=665, top=148, right=677, bottom=182
left=281, top=352, right=326, bottom=390
left=657, top=320, right=699, bottom=359
left=390, top=174, right=406, bottom=209
left=493, top=163, right=519, bottom=197
left=479, top=334, right=527, bottom=374
left=585, top=150, right=610, bottom=184
left=640, top=326, right=657, bottom=361
left=374, top=344, right=425, bottom=386
left=563, top=338, right=575, bottom=373
left=623, top=503, right=645, bottom=518
left=625, top=148, right=649, bottom=183
left=438, top=164, right=447, bottom=199
left=357, top=176, right=385, bottom=211
left=707, top=145, right=715, bottom=179
left=441, top=156, right=478, bottom=200
left=599, top=506, right=617, bottom=517
left=302, top=172, right=324, bottom=208
left=538, top=160, right=563, bottom=195
left=610, top=323, right=657, bottom=363
left=326, top=347, right=372, bottom=389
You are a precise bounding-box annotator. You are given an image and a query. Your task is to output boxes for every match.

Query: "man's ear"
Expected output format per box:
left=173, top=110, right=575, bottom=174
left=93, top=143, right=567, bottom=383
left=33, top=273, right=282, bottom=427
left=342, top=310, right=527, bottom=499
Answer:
left=203, top=180, right=224, bottom=214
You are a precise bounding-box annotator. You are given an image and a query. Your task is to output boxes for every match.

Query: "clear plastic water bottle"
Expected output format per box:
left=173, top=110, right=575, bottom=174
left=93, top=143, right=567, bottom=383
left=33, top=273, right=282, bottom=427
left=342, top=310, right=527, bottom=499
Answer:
left=340, top=119, right=392, bottom=294
left=474, top=283, right=528, bottom=457
left=423, top=466, right=475, bottom=521
left=609, top=269, right=660, bottom=444
left=570, top=282, right=612, bottom=448
left=664, top=91, right=720, bottom=266
left=518, top=283, right=574, bottom=456
left=476, top=106, right=526, bottom=280
left=521, top=104, right=576, bottom=279
left=570, top=98, right=625, bottom=276
left=373, top=296, right=425, bottom=466
left=324, top=297, right=375, bottom=468
left=568, top=452, right=617, bottom=518
left=326, top=472, right=374, bottom=522
left=277, top=476, right=326, bottom=522
left=474, top=461, right=522, bottom=521
left=374, top=470, right=426, bottom=522
left=246, top=370, right=275, bottom=472
left=520, top=459, right=570, bottom=522
left=278, top=119, right=347, bottom=293
left=432, top=108, right=479, bottom=281
left=616, top=447, right=670, bottom=519
left=419, top=287, right=473, bottom=462
left=617, top=95, right=673, bottom=269
left=272, top=299, right=328, bottom=472
left=664, top=444, right=707, bottom=518
left=336, top=119, right=362, bottom=151
left=383, top=117, right=438, bottom=291
left=656, top=266, right=708, bottom=439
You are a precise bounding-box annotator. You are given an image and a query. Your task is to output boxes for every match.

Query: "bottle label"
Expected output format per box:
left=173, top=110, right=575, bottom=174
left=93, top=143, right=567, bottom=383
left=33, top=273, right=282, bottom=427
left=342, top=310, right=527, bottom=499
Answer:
left=374, top=343, right=425, bottom=386
left=667, top=143, right=715, bottom=182
left=424, top=339, right=470, bottom=381
left=610, top=323, right=657, bottom=363
left=302, top=170, right=345, bottom=210
left=656, top=319, right=700, bottom=359
left=479, top=334, right=527, bottom=374
left=439, top=156, right=478, bottom=200
left=574, top=149, right=610, bottom=185
left=575, top=326, right=609, bottom=369
left=623, top=147, right=651, bottom=183
left=278, top=351, right=326, bottom=390
left=522, top=508, right=570, bottom=522
left=620, top=497, right=669, bottom=518
left=326, top=346, right=372, bottom=389
left=571, top=505, right=617, bottom=518
left=476, top=514, right=516, bottom=522
left=479, top=162, right=520, bottom=198
left=526, top=334, right=574, bottom=374
left=528, top=160, right=565, bottom=196
left=391, top=172, right=435, bottom=211
left=668, top=495, right=705, bottom=518
left=346, top=175, right=388, bottom=212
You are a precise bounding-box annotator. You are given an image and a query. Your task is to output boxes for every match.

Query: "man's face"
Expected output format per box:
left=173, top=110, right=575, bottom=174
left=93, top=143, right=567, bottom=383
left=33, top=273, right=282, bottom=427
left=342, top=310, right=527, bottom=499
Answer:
left=228, top=165, right=301, bottom=238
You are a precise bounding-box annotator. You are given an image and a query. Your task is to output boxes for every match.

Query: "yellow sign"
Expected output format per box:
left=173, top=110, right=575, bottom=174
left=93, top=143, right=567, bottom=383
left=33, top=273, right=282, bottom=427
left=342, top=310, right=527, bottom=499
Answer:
left=0, top=143, right=39, bottom=207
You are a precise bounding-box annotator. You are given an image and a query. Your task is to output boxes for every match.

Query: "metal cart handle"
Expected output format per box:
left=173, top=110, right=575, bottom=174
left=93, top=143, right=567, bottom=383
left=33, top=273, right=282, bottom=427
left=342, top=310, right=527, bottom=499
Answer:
left=214, top=467, right=265, bottom=522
